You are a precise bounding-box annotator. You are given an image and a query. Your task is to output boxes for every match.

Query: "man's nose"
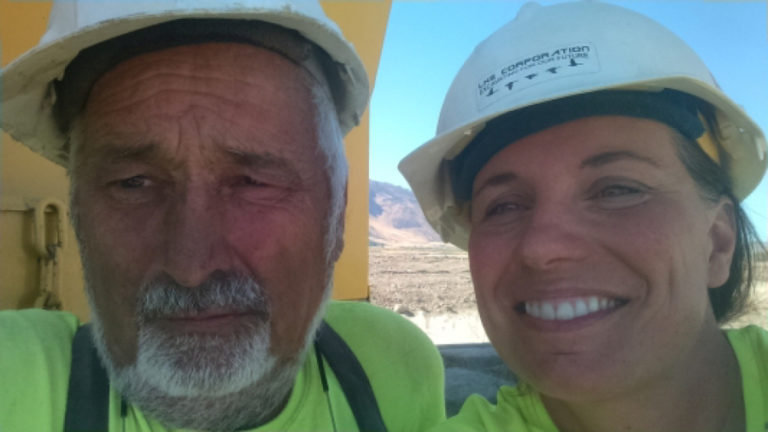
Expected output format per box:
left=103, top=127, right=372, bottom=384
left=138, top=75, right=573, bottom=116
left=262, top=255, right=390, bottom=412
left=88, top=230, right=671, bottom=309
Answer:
left=161, top=185, right=232, bottom=287
left=516, top=202, right=589, bottom=270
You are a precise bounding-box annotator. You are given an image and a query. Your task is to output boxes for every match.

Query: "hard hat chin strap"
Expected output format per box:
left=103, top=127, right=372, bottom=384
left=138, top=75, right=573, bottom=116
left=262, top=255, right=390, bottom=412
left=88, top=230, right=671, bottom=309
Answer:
left=450, top=89, right=717, bottom=202
left=52, top=19, right=339, bottom=134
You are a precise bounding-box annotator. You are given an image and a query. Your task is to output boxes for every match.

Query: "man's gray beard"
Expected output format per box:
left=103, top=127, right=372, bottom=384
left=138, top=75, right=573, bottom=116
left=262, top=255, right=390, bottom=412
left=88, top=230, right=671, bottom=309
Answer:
left=86, top=271, right=329, bottom=431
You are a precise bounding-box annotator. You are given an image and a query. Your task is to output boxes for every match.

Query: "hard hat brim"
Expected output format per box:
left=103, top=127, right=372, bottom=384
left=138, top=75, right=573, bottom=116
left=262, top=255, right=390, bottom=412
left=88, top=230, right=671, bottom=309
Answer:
left=1, top=8, right=369, bottom=167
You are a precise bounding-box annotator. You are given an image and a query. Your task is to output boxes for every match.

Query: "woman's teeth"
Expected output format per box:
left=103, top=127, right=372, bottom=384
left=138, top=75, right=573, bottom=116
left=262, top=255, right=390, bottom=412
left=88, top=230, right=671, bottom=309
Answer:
left=524, top=297, right=619, bottom=321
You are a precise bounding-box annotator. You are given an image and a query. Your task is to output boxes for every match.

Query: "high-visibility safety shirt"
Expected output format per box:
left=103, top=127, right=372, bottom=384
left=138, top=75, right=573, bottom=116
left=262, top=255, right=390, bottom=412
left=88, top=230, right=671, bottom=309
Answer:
left=429, top=325, right=768, bottom=432
left=0, top=301, right=446, bottom=432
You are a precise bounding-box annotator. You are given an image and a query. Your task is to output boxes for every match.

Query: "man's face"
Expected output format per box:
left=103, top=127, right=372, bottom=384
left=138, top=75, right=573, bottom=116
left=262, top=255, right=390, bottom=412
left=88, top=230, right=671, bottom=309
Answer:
left=467, top=116, right=735, bottom=402
left=71, top=43, right=335, bottom=394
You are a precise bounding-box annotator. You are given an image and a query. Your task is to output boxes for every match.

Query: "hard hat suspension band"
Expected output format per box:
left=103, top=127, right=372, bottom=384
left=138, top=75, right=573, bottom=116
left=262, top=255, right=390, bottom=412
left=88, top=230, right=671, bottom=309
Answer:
left=450, top=89, right=715, bottom=202
left=52, top=19, right=340, bottom=134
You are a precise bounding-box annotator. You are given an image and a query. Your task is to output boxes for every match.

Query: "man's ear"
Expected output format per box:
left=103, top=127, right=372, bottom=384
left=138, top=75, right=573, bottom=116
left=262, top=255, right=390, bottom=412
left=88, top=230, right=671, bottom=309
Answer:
left=707, top=197, right=737, bottom=288
left=329, top=184, right=347, bottom=263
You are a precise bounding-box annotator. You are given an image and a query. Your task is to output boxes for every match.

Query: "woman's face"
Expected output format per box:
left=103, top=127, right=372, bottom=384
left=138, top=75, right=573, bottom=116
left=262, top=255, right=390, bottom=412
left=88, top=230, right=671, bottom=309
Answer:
left=468, top=116, right=736, bottom=402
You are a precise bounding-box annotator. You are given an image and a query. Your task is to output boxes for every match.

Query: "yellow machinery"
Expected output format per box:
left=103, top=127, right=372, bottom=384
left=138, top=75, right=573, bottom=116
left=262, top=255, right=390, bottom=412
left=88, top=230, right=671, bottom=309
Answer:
left=0, top=0, right=391, bottom=322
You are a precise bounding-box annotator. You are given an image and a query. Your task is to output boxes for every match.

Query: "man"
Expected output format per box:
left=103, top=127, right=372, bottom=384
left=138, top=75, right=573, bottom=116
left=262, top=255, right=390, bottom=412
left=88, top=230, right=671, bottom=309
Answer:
left=0, top=1, right=445, bottom=431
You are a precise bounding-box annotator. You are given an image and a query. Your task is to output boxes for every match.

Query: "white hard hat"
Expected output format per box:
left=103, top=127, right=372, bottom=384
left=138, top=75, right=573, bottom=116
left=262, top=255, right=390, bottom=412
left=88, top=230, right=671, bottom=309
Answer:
left=0, top=0, right=369, bottom=166
left=399, top=1, right=767, bottom=250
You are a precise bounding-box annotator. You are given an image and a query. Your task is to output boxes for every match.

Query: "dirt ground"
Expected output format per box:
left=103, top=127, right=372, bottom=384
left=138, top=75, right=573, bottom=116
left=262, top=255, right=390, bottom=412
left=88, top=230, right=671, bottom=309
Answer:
left=369, top=245, right=768, bottom=342
left=369, top=244, right=475, bottom=316
left=368, top=244, right=485, bottom=343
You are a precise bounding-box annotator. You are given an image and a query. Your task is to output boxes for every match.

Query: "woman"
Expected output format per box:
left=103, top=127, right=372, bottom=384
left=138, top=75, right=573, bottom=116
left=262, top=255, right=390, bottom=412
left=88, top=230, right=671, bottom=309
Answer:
left=399, top=2, right=767, bottom=431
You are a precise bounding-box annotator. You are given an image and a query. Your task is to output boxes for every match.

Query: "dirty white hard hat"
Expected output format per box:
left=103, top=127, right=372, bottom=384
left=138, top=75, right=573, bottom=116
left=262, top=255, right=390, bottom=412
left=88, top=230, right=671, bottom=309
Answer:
left=0, top=0, right=369, bottom=166
left=399, top=1, right=767, bottom=250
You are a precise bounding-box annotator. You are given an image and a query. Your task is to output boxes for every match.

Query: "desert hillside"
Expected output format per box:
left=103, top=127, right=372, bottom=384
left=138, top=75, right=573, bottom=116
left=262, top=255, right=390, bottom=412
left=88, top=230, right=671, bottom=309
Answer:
left=369, top=180, right=441, bottom=246
left=368, top=180, right=483, bottom=343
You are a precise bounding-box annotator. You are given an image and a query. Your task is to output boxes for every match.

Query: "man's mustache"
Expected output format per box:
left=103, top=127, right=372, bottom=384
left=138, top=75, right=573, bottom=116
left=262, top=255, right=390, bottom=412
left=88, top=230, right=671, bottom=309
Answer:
left=137, top=270, right=270, bottom=321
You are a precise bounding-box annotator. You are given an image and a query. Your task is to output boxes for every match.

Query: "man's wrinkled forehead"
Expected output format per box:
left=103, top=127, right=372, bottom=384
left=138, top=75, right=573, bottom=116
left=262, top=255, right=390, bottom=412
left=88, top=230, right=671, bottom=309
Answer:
left=70, top=47, right=317, bottom=182
left=54, top=18, right=336, bottom=135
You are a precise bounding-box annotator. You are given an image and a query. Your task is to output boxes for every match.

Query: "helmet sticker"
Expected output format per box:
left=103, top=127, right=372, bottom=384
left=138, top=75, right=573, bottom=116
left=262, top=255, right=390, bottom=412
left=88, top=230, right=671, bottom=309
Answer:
left=475, top=43, right=601, bottom=110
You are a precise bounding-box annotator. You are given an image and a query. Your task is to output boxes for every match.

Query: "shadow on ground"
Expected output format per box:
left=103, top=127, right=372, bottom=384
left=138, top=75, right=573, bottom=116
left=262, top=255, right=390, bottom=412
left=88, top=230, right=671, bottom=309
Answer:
left=439, top=343, right=517, bottom=416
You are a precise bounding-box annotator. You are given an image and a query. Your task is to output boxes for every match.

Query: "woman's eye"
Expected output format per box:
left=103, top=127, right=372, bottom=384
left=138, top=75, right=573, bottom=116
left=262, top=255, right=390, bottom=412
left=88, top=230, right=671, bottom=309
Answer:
left=486, top=202, right=525, bottom=217
left=597, top=184, right=640, bottom=197
left=471, top=198, right=528, bottom=223
left=592, top=183, right=649, bottom=208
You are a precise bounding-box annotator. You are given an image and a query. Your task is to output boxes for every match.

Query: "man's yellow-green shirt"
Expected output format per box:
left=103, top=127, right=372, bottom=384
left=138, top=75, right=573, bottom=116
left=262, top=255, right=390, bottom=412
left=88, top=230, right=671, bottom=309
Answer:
left=0, top=301, right=446, bottom=432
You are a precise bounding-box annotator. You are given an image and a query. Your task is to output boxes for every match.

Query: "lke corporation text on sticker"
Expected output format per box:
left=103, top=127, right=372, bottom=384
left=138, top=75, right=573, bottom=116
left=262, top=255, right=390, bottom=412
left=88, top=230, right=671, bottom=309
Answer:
left=476, top=42, right=600, bottom=109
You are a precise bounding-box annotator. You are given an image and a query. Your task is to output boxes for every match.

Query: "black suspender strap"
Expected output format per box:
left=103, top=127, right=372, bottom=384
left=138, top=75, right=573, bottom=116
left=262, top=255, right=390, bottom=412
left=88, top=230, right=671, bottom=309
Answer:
left=315, top=322, right=387, bottom=432
left=64, top=324, right=110, bottom=432
left=64, top=321, right=386, bottom=432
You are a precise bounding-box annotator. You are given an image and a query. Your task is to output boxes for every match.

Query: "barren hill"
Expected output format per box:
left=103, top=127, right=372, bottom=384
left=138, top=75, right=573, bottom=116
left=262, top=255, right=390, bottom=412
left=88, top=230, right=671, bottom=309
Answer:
left=369, top=180, right=441, bottom=246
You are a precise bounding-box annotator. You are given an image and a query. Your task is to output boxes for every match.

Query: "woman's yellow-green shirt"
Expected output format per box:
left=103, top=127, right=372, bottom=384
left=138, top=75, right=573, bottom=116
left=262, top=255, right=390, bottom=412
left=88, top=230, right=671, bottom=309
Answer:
left=433, top=326, right=768, bottom=432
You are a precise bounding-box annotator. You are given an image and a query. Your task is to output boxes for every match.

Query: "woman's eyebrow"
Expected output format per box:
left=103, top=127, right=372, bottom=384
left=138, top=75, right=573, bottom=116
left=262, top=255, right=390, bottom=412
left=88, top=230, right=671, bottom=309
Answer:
left=473, top=172, right=518, bottom=198
left=581, top=151, right=660, bottom=169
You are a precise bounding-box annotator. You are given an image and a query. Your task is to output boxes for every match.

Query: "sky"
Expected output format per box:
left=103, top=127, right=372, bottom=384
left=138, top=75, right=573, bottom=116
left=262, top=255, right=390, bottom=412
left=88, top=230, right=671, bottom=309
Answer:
left=369, top=0, right=768, bottom=240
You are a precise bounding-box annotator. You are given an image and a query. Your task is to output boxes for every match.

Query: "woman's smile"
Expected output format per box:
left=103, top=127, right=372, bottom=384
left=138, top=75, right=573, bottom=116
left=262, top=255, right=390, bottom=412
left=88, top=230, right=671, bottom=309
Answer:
left=520, top=296, right=627, bottom=321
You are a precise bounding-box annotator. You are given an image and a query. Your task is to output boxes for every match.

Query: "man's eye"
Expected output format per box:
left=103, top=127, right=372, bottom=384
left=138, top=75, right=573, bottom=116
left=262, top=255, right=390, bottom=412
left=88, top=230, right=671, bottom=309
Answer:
left=228, top=175, right=290, bottom=205
left=117, top=176, right=151, bottom=189
left=239, top=176, right=266, bottom=187
left=106, top=175, right=158, bottom=204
